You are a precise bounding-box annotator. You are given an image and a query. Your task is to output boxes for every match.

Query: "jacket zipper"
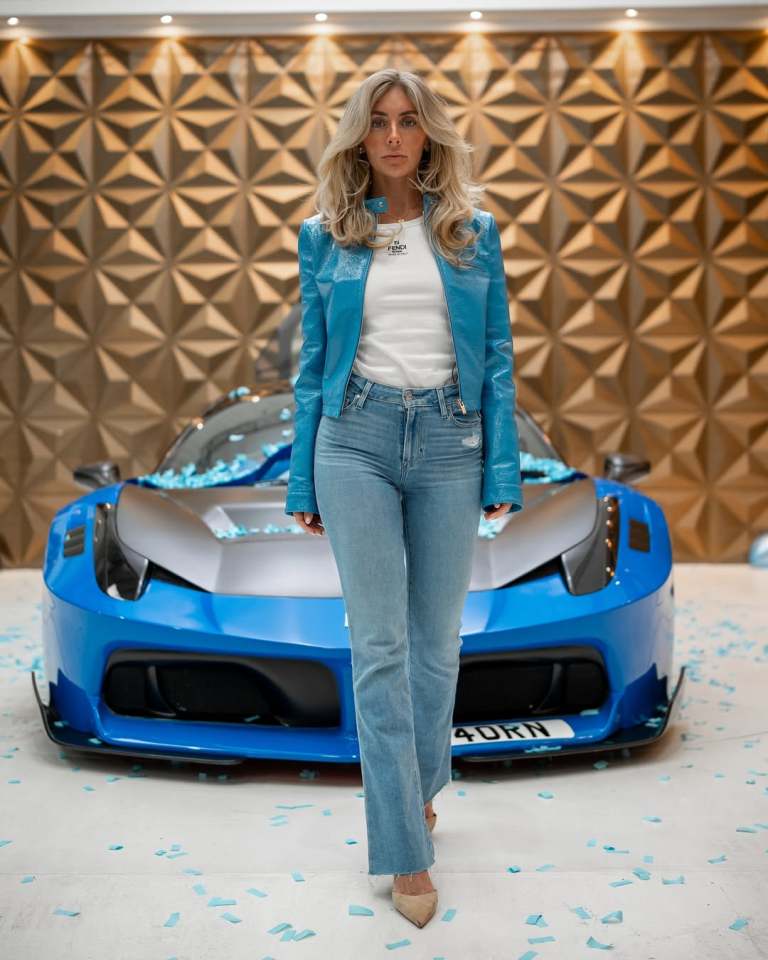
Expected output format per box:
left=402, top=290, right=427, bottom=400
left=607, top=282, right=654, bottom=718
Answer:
left=341, top=243, right=374, bottom=414
left=434, top=254, right=467, bottom=413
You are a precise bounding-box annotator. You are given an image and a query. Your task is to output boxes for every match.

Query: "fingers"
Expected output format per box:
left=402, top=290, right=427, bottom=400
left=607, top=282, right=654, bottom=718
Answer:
left=293, top=511, right=325, bottom=535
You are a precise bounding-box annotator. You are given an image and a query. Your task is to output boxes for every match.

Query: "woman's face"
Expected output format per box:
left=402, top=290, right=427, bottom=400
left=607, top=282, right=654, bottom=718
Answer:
left=361, top=85, right=428, bottom=185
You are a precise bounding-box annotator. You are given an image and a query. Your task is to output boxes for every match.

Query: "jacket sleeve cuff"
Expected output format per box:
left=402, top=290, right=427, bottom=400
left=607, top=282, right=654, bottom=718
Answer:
left=285, top=491, right=319, bottom=517
left=482, top=481, right=524, bottom=514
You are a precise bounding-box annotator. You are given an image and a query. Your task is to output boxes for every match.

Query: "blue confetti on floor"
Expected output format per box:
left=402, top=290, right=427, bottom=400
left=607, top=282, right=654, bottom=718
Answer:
left=1, top=566, right=765, bottom=955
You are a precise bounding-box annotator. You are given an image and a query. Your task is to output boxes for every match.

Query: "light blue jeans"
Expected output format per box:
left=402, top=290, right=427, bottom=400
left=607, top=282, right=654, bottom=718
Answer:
left=313, top=371, right=483, bottom=876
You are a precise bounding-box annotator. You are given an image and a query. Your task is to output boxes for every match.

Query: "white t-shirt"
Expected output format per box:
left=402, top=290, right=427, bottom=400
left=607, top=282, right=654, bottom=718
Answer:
left=352, top=214, right=458, bottom=388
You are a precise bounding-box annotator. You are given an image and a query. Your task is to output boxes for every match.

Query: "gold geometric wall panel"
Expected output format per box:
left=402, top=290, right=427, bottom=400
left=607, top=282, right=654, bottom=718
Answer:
left=0, top=31, right=766, bottom=566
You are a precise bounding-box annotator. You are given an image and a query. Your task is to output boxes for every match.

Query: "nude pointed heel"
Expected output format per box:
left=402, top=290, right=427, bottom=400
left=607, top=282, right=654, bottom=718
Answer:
left=392, top=887, right=438, bottom=927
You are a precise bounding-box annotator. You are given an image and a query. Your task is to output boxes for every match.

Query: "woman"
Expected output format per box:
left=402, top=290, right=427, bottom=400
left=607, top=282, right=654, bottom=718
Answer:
left=285, top=68, right=523, bottom=927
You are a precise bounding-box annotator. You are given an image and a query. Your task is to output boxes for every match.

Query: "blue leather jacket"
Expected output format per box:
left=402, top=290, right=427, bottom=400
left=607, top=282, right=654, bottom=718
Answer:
left=285, top=191, right=523, bottom=517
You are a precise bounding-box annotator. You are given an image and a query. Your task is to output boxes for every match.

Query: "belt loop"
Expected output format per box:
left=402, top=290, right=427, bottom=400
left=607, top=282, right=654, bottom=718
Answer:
left=355, top=379, right=373, bottom=409
left=436, top=385, right=448, bottom=417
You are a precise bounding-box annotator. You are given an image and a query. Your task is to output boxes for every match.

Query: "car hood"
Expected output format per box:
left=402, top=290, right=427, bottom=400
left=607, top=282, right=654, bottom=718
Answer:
left=114, top=478, right=597, bottom=597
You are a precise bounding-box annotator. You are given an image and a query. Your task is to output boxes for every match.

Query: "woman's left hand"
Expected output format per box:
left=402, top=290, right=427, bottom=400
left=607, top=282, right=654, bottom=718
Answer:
left=483, top=502, right=511, bottom=521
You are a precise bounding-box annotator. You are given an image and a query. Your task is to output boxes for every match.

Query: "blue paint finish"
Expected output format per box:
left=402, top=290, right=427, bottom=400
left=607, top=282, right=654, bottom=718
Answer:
left=38, top=472, right=680, bottom=764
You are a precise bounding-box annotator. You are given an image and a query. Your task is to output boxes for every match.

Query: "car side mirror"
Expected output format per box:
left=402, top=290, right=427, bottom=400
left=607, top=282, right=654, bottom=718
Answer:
left=603, top=453, right=650, bottom=485
left=73, top=461, right=122, bottom=489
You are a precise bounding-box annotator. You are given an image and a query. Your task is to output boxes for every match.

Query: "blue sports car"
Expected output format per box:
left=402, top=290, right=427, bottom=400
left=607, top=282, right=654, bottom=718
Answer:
left=34, top=378, right=686, bottom=767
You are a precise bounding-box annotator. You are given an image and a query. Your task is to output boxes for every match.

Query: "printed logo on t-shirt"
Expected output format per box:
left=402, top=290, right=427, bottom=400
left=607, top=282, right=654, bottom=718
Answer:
left=387, top=238, right=407, bottom=256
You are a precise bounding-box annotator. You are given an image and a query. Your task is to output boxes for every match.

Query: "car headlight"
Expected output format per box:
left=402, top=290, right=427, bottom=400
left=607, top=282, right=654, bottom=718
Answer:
left=560, top=495, right=620, bottom=595
left=93, top=502, right=149, bottom=601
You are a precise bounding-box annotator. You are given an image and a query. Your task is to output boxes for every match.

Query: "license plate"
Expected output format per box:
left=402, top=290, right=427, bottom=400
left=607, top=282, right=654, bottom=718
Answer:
left=451, top=718, right=575, bottom=747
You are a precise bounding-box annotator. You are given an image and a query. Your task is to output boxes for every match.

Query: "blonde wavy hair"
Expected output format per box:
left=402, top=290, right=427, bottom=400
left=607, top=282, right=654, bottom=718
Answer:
left=312, top=68, right=486, bottom=268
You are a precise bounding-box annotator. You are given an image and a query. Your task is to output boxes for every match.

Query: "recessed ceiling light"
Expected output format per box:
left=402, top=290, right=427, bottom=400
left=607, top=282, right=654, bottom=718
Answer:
left=625, top=7, right=638, bottom=16
left=469, top=10, right=483, bottom=19
left=6, top=16, right=19, bottom=25
left=160, top=14, right=173, bottom=24
left=315, top=12, right=328, bottom=22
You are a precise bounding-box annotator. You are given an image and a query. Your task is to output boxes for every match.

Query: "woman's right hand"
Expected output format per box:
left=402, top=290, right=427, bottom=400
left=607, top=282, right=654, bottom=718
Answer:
left=293, top=511, right=325, bottom=536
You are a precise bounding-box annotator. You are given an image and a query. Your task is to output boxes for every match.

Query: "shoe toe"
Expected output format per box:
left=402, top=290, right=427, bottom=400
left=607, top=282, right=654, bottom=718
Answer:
left=392, top=889, right=438, bottom=927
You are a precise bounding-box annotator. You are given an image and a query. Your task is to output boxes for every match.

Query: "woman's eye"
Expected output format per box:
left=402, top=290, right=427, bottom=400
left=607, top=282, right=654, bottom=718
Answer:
left=370, top=117, right=418, bottom=128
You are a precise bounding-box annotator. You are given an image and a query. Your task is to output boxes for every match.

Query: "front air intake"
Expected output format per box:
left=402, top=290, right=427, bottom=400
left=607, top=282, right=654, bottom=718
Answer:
left=453, top=645, right=608, bottom=723
left=102, top=650, right=341, bottom=727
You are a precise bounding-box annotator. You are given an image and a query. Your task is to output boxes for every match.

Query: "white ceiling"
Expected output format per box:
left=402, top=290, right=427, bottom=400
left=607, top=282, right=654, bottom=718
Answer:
left=0, top=0, right=766, bottom=34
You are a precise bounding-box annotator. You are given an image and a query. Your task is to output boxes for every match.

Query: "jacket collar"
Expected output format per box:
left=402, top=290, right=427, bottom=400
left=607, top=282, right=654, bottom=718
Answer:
left=363, top=192, right=435, bottom=213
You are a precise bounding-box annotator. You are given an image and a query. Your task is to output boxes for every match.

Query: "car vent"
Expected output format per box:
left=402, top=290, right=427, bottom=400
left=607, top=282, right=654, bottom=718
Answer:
left=102, top=651, right=340, bottom=727
left=628, top=517, right=650, bottom=552
left=454, top=646, right=608, bottom=723
left=62, top=524, right=86, bottom=558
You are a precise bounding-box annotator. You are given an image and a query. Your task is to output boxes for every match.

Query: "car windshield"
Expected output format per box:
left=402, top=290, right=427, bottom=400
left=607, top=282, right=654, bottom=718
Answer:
left=154, top=391, right=294, bottom=478
left=150, top=390, right=566, bottom=487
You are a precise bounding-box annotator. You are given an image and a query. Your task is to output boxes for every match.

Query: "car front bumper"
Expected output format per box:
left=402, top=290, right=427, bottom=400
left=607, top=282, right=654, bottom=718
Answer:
left=459, top=664, right=687, bottom=762
left=32, top=663, right=687, bottom=767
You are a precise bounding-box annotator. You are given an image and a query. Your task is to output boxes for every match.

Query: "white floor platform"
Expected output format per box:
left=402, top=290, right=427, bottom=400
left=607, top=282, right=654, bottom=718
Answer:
left=1, top=564, right=766, bottom=959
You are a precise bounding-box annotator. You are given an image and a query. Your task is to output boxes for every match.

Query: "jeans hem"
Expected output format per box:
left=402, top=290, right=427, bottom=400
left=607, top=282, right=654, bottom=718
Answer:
left=367, top=853, right=436, bottom=877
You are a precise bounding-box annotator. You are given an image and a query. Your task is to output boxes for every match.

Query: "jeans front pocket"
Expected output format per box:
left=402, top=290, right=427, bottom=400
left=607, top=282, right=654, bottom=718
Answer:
left=341, top=388, right=361, bottom=413
left=447, top=398, right=482, bottom=426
